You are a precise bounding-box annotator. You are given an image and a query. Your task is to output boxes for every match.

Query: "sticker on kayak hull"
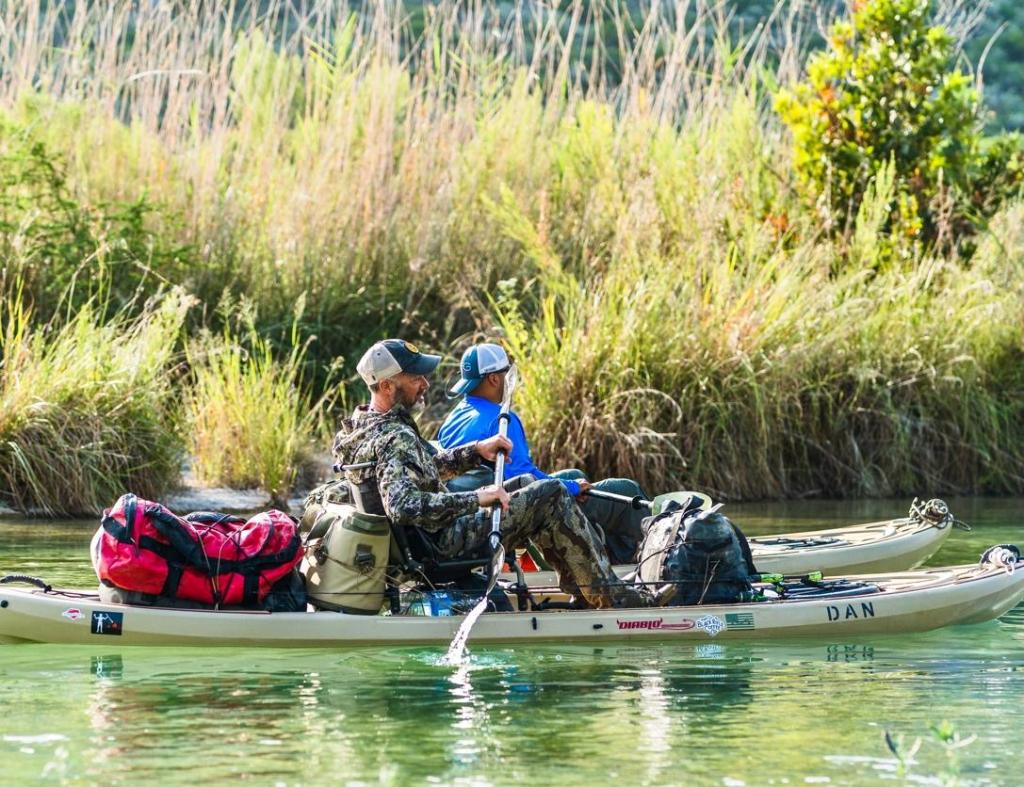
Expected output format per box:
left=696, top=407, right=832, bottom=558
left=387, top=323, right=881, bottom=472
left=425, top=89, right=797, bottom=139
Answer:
left=695, top=615, right=725, bottom=637
left=616, top=617, right=696, bottom=631
left=725, top=612, right=754, bottom=630
left=62, top=608, right=83, bottom=622
left=614, top=616, right=726, bottom=636
left=91, top=611, right=123, bottom=636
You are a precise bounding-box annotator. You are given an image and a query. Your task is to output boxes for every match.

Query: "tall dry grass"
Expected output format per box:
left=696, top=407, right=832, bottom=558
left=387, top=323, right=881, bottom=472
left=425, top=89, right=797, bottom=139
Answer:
left=0, top=288, right=190, bottom=515
left=0, top=1, right=1020, bottom=499
left=0, top=1, right=806, bottom=353
left=185, top=308, right=324, bottom=507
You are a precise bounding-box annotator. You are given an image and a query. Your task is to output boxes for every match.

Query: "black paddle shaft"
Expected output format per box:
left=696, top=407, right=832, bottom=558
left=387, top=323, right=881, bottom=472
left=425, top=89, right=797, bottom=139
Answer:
left=582, top=488, right=651, bottom=510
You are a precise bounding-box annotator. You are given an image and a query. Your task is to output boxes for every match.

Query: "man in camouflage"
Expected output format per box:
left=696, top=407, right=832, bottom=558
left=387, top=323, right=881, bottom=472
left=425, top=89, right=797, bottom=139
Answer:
left=333, top=339, right=648, bottom=609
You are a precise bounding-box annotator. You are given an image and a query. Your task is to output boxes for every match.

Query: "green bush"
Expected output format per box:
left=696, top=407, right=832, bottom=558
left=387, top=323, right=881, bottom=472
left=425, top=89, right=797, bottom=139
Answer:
left=0, top=117, right=190, bottom=322
left=970, top=132, right=1024, bottom=218
left=775, top=0, right=981, bottom=257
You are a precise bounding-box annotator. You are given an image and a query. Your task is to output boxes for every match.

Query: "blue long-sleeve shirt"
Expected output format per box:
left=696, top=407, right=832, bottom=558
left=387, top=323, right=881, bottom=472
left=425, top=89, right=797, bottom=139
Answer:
left=436, top=396, right=580, bottom=496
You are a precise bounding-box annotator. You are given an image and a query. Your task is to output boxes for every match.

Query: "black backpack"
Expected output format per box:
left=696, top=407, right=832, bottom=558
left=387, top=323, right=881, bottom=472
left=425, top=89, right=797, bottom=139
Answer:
left=637, top=501, right=757, bottom=606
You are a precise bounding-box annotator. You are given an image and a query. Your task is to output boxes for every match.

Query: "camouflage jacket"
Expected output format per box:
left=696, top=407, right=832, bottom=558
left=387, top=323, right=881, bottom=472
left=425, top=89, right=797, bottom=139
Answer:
left=332, top=405, right=481, bottom=531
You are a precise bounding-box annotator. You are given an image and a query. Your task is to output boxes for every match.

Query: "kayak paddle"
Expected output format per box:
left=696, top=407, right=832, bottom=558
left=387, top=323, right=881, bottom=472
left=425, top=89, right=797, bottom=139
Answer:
left=487, top=363, right=522, bottom=593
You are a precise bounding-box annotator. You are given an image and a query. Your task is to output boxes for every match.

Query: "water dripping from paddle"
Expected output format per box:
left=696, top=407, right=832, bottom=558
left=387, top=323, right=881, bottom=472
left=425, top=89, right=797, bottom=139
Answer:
left=442, top=364, right=518, bottom=666
left=440, top=544, right=505, bottom=666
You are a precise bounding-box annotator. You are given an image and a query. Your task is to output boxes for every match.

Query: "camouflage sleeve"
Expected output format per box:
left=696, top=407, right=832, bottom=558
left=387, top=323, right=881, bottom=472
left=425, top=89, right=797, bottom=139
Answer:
left=434, top=441, right=483, bottom=481
left=377, top=433, right=479, bottom=530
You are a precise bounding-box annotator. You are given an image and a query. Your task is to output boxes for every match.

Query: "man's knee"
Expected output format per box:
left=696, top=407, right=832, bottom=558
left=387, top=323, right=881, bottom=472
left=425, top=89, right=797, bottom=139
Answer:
left=525, top=477, right=568, bottom=502
left=504, top=473, right=536, bottom=492
left=511, top=478, right=573, bottom=517
left=598, top=478, right=643, bottom=495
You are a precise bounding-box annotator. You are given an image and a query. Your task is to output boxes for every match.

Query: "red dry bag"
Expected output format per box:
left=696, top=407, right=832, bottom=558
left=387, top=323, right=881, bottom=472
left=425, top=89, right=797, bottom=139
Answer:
left=96, top=493, right=302, bottom=607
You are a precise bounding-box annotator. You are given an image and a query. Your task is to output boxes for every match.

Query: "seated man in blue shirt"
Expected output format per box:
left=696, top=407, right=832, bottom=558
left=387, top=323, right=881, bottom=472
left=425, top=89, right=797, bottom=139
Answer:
left=437, top=343, right=647, bottom=564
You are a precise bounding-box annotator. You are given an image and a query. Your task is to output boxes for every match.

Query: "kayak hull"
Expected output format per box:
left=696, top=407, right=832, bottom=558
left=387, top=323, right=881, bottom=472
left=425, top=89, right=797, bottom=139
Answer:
left=1, top=560, right=1021, bottom=648
left=748, top=517, right=952, bottom=575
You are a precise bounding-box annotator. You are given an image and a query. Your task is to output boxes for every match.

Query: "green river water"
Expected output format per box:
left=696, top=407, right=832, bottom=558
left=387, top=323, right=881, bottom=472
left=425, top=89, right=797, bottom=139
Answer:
left=0, top=497, right=1022, bottom=785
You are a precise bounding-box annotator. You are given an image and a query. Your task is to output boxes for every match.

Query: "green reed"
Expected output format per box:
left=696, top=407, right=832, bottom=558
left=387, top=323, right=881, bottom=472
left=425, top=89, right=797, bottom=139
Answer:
left=0, top=289, right=190, bottom=516
left=185, top=313, right=325, bottom=508
left=1, top=1, right=1021, bottom=500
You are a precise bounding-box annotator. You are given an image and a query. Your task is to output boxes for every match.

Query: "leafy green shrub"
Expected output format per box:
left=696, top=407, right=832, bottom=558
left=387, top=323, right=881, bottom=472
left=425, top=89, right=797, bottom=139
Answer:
left=775, top=0, right=981, bottom=257
left=0, top=117, right=189, bottom=322
left=0, top=288, right=190, bottom=516
left=970, top=131, right=1024, bottom=217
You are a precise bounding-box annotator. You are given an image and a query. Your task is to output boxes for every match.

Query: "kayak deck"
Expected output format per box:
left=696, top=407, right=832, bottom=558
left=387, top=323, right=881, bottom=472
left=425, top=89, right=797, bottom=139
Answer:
left=1, top=557, right=1021, bottom=648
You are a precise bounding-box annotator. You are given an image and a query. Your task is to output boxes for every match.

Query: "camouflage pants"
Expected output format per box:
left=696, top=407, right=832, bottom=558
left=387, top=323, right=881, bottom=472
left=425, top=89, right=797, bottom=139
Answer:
left=445, top=468, right=645, bottom=564
left=433, top=478, right=641, bottom=609
left=549, top=469, right=647, bottom=564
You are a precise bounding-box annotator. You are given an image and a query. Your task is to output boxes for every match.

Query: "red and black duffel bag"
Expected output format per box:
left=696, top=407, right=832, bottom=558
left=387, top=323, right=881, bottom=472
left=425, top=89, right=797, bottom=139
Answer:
left=95, top=493, right=304, bottom=609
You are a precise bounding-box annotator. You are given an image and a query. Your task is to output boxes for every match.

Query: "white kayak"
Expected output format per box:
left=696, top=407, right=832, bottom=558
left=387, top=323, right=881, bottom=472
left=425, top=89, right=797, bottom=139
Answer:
left=748, top=514, right=956, bottom=575
left=507, top=510, right=957, bottom=586
left=1, top=549, right=1020, bottom=647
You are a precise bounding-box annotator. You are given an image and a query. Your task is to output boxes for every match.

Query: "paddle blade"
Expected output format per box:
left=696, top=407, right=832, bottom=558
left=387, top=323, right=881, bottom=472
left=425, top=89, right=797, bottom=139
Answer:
left=501, top=364, right=518, bottom=409
left=486, top=543, right=506, bottom=593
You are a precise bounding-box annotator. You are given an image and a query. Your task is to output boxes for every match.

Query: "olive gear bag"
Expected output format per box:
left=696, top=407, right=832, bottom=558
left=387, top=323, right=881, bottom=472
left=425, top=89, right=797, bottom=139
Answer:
left=301, top=501, right=391, bottom=614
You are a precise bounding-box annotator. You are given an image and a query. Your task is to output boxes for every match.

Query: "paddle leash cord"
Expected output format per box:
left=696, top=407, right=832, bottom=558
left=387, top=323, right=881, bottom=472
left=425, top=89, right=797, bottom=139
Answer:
left=0, top=574, right=52, bottom=592
left=0, top=575, right=93, bottom=599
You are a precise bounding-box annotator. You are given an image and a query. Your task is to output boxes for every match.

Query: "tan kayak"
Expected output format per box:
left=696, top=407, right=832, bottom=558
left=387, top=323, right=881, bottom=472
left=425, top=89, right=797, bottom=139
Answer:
left=1, top=548, right=1020, bottom=647
left=507, top=513, right=955, bottom=587
left=749, top=514, right=958, bottom=575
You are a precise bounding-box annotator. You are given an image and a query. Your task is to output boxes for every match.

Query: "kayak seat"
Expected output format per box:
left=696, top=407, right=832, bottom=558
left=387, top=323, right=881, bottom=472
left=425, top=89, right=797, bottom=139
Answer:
left=389, top=522, right=491, bottom=581
left=386, top=521, right=514, bottom=612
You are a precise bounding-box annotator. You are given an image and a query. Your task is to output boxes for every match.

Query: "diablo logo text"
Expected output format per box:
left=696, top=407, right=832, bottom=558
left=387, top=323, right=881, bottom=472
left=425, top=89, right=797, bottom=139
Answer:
left=616, top=617, right=696, bottom=631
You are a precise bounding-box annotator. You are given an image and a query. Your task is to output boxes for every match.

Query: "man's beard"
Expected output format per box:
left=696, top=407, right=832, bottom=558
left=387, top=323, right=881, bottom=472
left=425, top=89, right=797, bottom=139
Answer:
left=398, top=388, right=426, bottom=412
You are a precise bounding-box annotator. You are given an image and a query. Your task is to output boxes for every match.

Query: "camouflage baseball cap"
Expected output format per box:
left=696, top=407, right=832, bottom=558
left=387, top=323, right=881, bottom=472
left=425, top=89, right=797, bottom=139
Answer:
left=356, top=339, right=441, bottom=385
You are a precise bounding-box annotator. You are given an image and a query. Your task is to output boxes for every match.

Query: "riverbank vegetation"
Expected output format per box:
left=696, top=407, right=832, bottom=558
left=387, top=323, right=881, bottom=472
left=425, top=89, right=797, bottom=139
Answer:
left=185, top=314, right=322, bottom=509
left=0, top=290, right=189, bottom=516
left=1, top=0, right=1022, bottom=514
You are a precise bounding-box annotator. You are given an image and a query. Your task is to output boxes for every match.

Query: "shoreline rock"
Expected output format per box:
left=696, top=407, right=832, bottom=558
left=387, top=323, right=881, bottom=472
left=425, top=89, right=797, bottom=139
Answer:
left=164, top=486, right=310, bottom=516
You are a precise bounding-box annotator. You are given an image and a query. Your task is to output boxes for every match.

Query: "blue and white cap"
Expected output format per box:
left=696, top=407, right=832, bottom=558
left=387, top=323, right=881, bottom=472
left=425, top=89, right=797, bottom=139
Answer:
left=449, top=343, right=512, bottom=396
